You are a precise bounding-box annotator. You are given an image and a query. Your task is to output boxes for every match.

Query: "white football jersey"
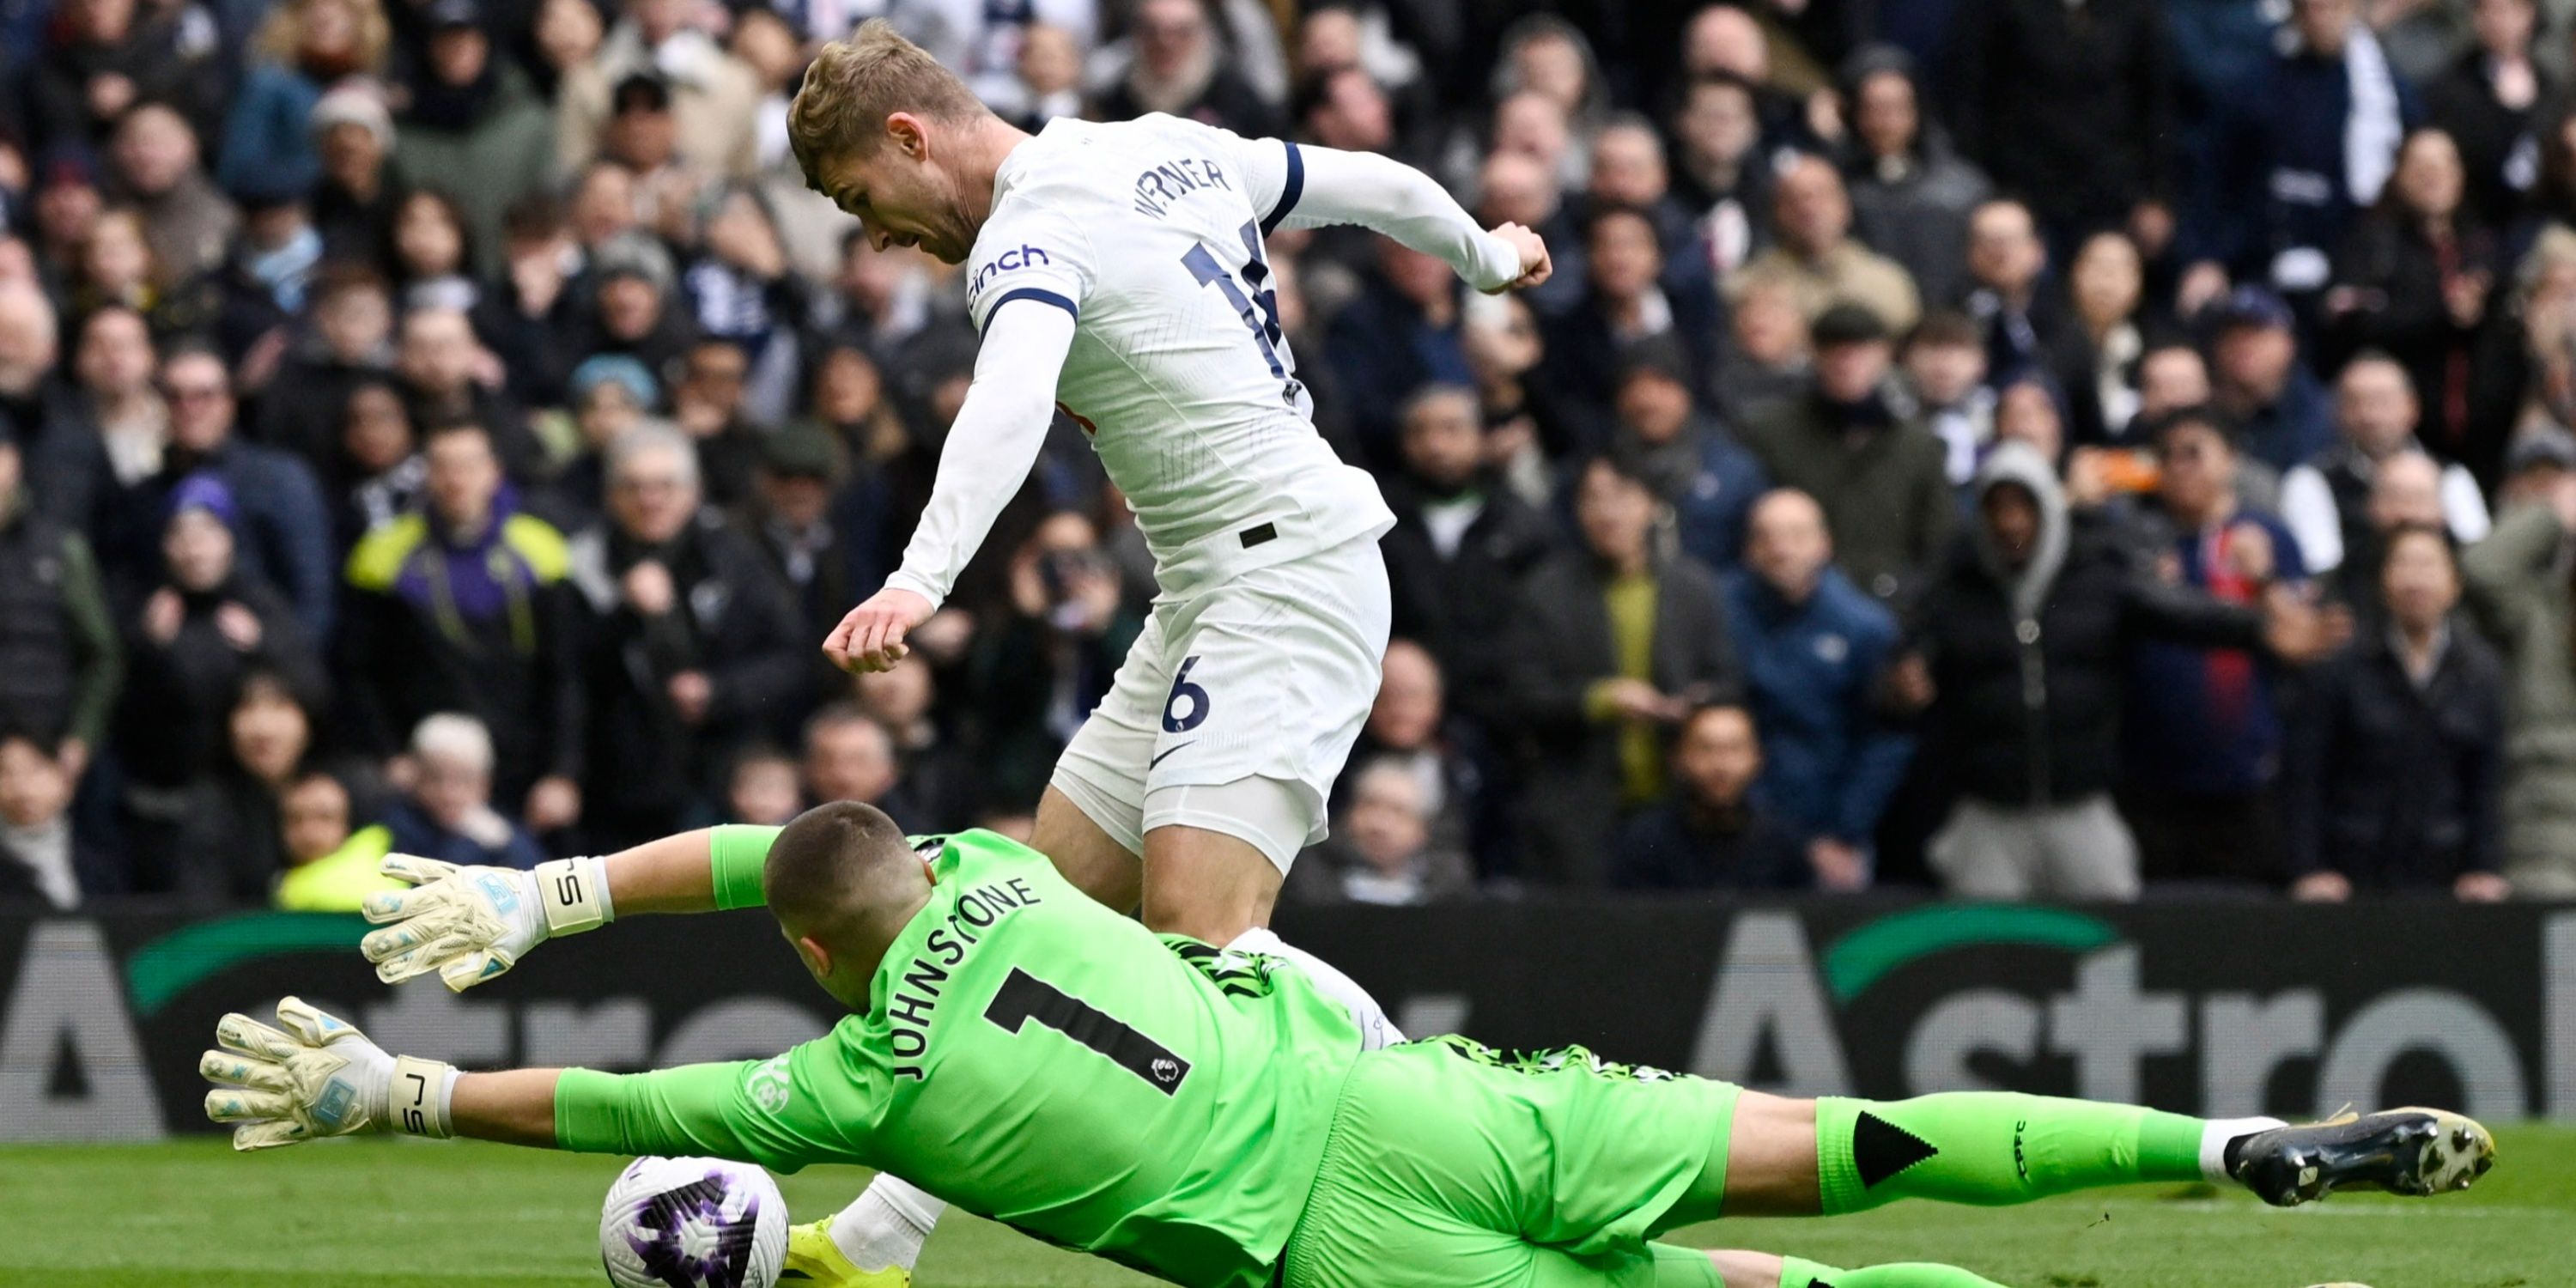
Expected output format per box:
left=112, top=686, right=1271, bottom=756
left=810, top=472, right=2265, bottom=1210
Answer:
left=961, top=114, right=1394, bottom=597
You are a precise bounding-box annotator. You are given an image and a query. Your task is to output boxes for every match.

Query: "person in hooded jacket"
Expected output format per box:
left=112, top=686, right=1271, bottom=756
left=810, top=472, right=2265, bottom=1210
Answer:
left=1895, top=440, right=2344, bottom=898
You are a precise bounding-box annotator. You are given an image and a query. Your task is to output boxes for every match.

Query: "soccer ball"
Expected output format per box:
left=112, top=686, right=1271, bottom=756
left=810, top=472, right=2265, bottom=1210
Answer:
left=599, top=1156, right=788, bottom=1288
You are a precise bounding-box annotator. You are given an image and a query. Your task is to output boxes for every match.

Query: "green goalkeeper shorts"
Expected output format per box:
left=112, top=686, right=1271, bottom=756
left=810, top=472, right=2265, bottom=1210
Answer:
left=1281, top=1036, right=1741, bottom=1288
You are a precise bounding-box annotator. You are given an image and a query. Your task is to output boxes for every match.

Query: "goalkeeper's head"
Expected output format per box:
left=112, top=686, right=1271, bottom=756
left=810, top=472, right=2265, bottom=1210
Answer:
left=766, top=801, right=933, bottom=1010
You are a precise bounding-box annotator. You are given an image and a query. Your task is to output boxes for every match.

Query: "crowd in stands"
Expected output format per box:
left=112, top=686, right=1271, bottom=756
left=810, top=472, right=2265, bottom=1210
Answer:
left=4, top=0, right=2576, bottom=909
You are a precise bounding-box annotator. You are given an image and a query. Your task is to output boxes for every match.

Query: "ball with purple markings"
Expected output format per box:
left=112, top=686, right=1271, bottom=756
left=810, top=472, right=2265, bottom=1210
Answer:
left=598, top=1156, right=787, bottom=1288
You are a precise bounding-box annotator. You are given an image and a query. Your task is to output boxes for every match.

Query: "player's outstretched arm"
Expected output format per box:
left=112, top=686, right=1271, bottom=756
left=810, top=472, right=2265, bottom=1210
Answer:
left=824, top=301, right=1078, bottom=673
left=360, top=826, right=762, bottom=991
left=1269, top=143, right=1549, bottom=293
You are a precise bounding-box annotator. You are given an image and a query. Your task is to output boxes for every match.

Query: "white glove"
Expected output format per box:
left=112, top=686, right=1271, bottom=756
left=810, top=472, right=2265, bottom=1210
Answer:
left=359, top=854, right=613, bottom=991
left=201, top=997, right=456, bottom=1150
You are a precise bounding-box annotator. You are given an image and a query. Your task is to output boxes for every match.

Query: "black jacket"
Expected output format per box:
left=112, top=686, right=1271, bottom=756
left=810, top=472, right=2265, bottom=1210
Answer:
left=1910, top=448, right=2264, bottom=807
left=2285, top=625, right=2504, bottom=889
left=1378, top=475, right=1561, bottom=730
left=1503, top=549, right=1739, bottom=887
left=1612, top=800, right=1810, bottom=891
left=1947, top=0, right=2176, bottom=230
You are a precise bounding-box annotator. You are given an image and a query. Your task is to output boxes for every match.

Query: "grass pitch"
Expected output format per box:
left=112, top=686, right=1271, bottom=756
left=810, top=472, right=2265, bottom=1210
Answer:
left=13, top=1127, right=2570, bottom=1287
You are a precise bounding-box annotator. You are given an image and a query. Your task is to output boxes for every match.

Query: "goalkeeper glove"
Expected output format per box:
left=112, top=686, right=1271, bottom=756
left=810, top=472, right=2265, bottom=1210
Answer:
left=201, top=997, right=457, bottom=1150
left=359, top=854, right=614, bottom=991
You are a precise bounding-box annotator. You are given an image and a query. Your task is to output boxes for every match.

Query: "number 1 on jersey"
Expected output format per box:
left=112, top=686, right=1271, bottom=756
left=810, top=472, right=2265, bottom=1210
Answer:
left=985, top=967, right=1192, bottom=1094
left=1182, top=220, right=1287, bottom=380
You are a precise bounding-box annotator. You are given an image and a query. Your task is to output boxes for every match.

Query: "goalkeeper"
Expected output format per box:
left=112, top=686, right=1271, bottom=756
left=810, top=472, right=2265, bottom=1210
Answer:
left=203, top=804, right=2494, bottom=1288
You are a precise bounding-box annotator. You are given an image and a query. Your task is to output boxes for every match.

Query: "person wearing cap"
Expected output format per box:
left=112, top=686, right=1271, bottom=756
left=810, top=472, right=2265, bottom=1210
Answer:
left=307, top=84, right=399, bottom=263
left=115, top=471, right=328, bottom=896
left=554, top=0, right=761, bottom=180
left=1728, top=155, right=1922, bottom=334
left=215, top=0, right=392, bottom=204
left=343, top=417, right=583, bottom=831
left=1735, top=301, right=1953, bottom=607
left=392, top=0, right=555, bottom=278
left=0, top=415, right=123, bottom=787
left=2118, top=407, right=2324, bottom=888
left=1607, top=332, right=1768, bottom=570
left=2496, top=425, right=2576, bottom=510
left=2206, top=284, right=2338, bottom=471
left=738, top=418, right=878, bottom=658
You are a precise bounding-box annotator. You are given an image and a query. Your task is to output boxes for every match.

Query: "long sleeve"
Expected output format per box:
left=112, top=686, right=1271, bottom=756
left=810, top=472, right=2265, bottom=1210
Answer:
left=708, top=824, right=781, bottom=909
left=1832, top=623, right=1915, bottom=842
left=554, top=1058, right=866, bottom=1174
left=881, top=300, right=1078, bottom=610
left=56, top=531, right=122, bottom=751
left=1267, top=143, right=1522, bottom=291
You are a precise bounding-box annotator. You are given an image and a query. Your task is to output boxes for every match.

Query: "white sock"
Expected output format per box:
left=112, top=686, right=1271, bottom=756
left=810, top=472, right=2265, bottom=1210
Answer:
left=828, top=1176, right=947, bottom=1272
left=1224, top=927, right=1405, bottom=1051
left=2198, top=1115, right=2287, bottom=1183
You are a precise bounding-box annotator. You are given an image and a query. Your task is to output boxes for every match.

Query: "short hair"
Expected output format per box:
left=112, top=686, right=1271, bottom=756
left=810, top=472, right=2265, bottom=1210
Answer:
left=804, top=701, right=890, bottom=754
left=607, top=422, right=700, bottom=489
left=411, top=712, right=495, bottom=775
left=1680, top=702, right=1757, bottom=741
left=762, top=800, right=915, bottom=929
left=420, top=418, right=492, bottom=452
left=1398, top=383, right=1477, bottom=430
left=1903, top=309, right=1981, bottom=353
left=788, top=20, right=988, bottom=177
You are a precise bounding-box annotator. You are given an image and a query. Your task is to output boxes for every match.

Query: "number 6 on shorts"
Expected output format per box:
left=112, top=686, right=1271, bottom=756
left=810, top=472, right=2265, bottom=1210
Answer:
left=1162, top=655, right=1210, bottom=732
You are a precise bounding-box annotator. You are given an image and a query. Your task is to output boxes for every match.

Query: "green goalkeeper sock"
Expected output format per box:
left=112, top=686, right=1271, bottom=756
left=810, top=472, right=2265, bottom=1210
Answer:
left=1779, top=1255, right=2014, bottom=1287
left=1814, top=1093, right=2203, bottom=1214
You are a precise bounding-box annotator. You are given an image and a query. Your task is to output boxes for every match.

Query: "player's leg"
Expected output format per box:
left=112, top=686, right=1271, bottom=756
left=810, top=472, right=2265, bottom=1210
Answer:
left=1704, top=1250, right=2016, bottom=1288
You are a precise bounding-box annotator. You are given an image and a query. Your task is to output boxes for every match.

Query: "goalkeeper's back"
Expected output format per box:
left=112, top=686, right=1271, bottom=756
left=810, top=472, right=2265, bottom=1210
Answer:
left=617, top=830, right=1365, bottom=1288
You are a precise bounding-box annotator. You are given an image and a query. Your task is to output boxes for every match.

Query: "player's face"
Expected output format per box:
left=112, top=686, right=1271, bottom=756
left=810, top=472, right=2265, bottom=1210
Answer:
left=814, top=134, right=974, bottom=265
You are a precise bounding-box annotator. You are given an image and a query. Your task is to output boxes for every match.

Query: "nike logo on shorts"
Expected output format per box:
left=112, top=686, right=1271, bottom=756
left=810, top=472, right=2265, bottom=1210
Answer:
left=1149, top=742, right=1195, bottom=769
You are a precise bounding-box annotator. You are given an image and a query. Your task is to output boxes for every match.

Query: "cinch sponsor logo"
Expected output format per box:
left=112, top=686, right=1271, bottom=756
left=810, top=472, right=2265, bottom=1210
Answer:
left=969, top=246, right=1051, bottom=297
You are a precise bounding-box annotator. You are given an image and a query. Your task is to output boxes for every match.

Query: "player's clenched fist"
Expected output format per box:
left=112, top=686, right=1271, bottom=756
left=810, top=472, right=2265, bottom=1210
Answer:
left=359, top=852, right=613, bottom=991
left=1485, top=222, right=1552, bottom=294
left=824, top=585, right=936, bottom=673
left=202, top=997, right=455, bottom=1150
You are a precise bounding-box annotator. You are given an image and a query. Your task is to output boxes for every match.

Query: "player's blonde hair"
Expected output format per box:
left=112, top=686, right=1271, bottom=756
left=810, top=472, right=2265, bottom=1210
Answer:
left=788, top=20, right=988, bottom=175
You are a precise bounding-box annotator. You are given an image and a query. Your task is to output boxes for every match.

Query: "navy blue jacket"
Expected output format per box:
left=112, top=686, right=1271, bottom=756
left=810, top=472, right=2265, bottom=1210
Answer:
left=1724, top=567, right=1914, bottom=842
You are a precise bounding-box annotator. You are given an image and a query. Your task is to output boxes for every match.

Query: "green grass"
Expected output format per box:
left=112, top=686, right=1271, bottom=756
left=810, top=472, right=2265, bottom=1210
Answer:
left=8, top=1127, right=2571, bottom=1287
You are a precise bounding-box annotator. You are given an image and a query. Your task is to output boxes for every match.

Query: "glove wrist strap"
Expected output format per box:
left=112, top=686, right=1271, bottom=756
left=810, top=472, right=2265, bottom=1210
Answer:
left=389, top=1056, right=459, bottom=1139
left=535, top=855, right=613, bottom=936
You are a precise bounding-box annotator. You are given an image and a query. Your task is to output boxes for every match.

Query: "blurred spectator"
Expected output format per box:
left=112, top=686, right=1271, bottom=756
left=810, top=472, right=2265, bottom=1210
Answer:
left=29, top=307, right=165, bottom=545
left=802, top=702, right=902, bottom=818
left=853, top=663, right=978, bottom=829
left=968, top=511, right=1143, bottom=813
left=2218, top=0, right=2421, bottom=305
left=566, top=425, right=804, bottom=848
left=1343, top=639, right=1492, bottom=869
left=0, top=418, right=123, bottom=777
left=0, top=731, right=112, bottom=908
left=2119, top=410, right=2321, bottom=886
left=1095, top=0, right=1281, bottom=137
left=1965, top=198, right=2097, bottom=438
left=1836, top=46, right=1988, bottom=313
left=1504, top=456, right=1736, bottom=886
left=192, top=668, right=335, bottom=898
left=25, top=0, right=222, bottom=154
left=256, top=261, right=392, bottom=460
left=2324, top=129, right=2500, bottom=477
left=389, top=191, right=478, bottom=312
left=1378, top=386, right=1554, bottom=723
left=394, top=1, right=556, bottom=276
left=1607, top=337, right=1766, bottom=570
left=2459, top=476, right=2576, bottom=895
left=320, top=377, right=423, bottom=546
left=670, top=337, right=766, bottom=507
left=2069, top=232, right=2152, bottom=440
left=1540, top=204, right=1716, bottom=433
left=117, top=477, right=325, bottom=893
left=1667, top=73, right=1770, bottom=282
left=111, top=101, right=239, bottom=285
left=1736, top=303, right=1954, bottom=605
left=1325, top=240, right=1472, bottom=464
left=141, top=346, right=336, bottom=638
left=1728, top=489, right=1911, bottom=890
left=741, top=422, right=871, bottom=647
left=1582, top=116, right=1693, bottom=277
left=1900, top=310, right=1991, bottom=485
left=1458, top=292, right=1574, bottom=500
left=2288, top=524, right=2507, bottom=899
left=307, top=85, right=398, bottom=264
left=1710, top=276, right=1809, bottom=420
left=2207, top=286, right=2338, bottom=471
left=342, top=418, right=581, bottom=823
left=1473, top=148, right=1585, bottom=315
left=271, top=769, right=398, bottom=910
left=1904, top=442, right=2336, bottom=898
left=2280, top=355, right=2491, bottom=600
left=1287, top=756, right=1473, bottom=905
left=1731, top=155, right=1921, bottom=331
left=0, top=278, right=69, bottom=453
left=2424, top=0, right=2547, bottom=228
left=386, top=712, right=545, bottom=869
left=723, top=743, right=802, bottom=827
left=215, top=0, right=388, bottom=203
left=557, top=0, right=759, bottom=179
left=1610, top=703, right=1809, bottom=892
left=1948, top=0, right=2174, bottom=249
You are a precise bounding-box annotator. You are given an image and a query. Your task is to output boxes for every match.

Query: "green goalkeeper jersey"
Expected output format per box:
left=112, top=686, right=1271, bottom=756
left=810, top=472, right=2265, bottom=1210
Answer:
left=554, top=829, right=1366, bottom=1288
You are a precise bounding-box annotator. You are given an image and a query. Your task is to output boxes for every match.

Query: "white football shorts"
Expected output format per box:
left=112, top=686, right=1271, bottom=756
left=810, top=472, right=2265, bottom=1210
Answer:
left=1049, top=532, right=1391, bottom=873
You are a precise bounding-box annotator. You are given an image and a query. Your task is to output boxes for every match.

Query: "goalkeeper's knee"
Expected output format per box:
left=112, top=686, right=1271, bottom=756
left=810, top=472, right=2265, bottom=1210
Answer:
left=1780, top=1255, right=2015, bottom=1288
